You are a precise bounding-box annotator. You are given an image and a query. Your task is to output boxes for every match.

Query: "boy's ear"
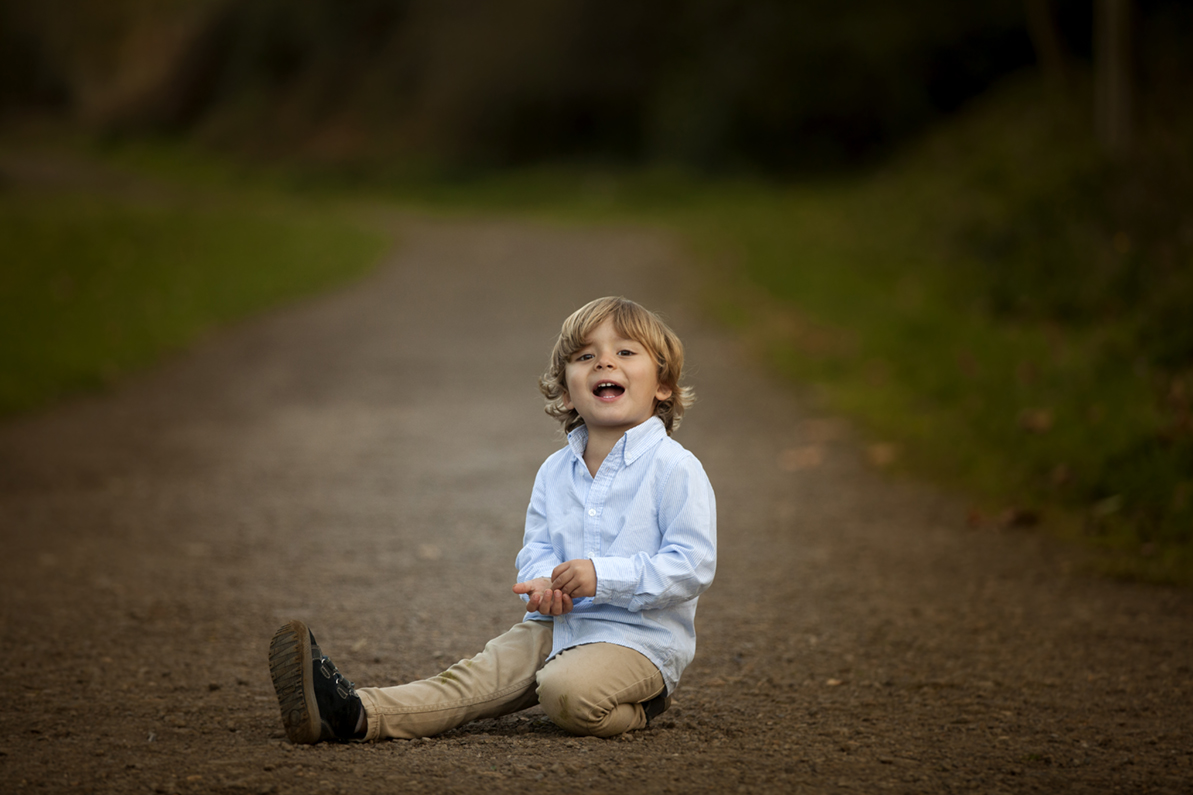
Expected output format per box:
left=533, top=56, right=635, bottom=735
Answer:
left=562, top=390, right=574, bottom=410
left=654, top=384, right=673, bottom=403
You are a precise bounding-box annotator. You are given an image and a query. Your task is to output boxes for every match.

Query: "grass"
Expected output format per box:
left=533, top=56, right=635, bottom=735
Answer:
left=678, top=182, right=1182, bottom=579
left=0, top=158, right=388, bottom=415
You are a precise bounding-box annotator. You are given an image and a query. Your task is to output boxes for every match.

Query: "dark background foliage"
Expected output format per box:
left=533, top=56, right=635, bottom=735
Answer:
left=11, top=0, right=1180, bottom=172
left=157, top=0, right=1038, bottom=170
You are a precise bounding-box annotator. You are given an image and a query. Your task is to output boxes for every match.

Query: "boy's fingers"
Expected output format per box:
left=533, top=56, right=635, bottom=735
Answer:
left=523, top=583, right=574, bottom=616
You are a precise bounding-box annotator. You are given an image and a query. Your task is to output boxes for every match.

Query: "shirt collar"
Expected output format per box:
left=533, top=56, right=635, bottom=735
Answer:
left=566, top=416, right=667, bottom=467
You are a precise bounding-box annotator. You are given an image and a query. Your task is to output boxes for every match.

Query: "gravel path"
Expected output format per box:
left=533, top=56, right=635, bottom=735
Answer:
left=1, top=212, right=1190, bottom=794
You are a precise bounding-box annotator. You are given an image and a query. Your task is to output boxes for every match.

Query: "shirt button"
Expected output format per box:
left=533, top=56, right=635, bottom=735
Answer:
left=588, top=509, right=597, bottom=517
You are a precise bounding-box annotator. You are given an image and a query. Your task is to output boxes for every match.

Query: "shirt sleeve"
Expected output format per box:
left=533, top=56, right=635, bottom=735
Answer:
left=514, top=461, right=564, bottom=604
left=590, top=453, right=717, bottom=612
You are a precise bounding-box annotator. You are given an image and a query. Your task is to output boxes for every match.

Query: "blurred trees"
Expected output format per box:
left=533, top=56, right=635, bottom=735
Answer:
left=0, top=0, right=225, bottom=126
left=2, top=0, right=1036, bottom=172
left=3, top=0, right=1187, bottom=173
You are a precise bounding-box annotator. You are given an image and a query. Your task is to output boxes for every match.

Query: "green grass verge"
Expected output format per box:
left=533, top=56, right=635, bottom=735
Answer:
left=677, top=184, right=1187, bottom=583
left=0, top=179, right=388, bottom=415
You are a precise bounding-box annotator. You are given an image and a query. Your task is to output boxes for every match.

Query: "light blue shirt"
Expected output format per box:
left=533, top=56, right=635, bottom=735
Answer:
left=516, top=416, right=717, bottom=693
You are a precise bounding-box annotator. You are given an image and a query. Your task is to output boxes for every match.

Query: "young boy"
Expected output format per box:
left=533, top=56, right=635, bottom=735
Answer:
left=269, top=296, right=716, bottom=742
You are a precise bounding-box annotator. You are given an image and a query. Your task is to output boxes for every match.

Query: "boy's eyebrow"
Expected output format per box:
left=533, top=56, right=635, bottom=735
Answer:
left=569, top=331, right=645, bottom=354
left=574, top=337, right=643, bottom=353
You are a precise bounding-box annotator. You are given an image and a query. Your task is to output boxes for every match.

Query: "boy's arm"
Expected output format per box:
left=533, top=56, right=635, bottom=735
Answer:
left=587, top=454, right=717, bottom=613
left=513, top=465, right=565, bottom=607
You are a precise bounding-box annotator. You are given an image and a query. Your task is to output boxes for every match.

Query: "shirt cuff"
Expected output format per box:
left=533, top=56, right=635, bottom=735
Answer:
left=591, top=556, right=638, bottom=606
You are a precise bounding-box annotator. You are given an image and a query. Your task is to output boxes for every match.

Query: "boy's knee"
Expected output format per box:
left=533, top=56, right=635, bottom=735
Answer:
left=536, top=667, right=608, bottom=737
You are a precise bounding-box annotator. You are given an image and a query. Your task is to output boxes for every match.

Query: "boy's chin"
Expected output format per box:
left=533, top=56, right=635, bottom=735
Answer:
left=585, top=415, right=652, bottom=433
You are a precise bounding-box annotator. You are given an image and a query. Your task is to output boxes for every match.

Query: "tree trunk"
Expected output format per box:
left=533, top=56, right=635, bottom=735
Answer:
left=1024, top=0, right=1068, bottom=86
left=1095, top=0, right=1132, bottom=156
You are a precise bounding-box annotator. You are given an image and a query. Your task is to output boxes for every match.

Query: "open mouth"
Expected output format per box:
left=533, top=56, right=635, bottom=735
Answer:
left=593, top=381, right=625, bottom=399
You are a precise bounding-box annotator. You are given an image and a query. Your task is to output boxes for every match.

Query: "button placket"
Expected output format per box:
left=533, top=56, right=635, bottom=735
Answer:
left=584, top=493, right=601, bottom=559
left=584, top=452, right=618, bottom=560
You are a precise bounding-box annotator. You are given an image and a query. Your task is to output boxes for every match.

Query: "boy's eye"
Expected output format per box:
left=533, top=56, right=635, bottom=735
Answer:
left=574, top=353, right=593, bottom=362
left=617, top=349, right=635, bottom=356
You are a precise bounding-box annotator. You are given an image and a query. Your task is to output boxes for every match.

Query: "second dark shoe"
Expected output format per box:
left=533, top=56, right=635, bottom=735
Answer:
left=643, top=690, right=671, bottom=724
left=268, top=619, right=363, bottom=744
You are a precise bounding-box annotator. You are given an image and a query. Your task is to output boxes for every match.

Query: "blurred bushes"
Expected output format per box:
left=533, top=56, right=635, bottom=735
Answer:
left=903, top=49, right=1193, bottom=558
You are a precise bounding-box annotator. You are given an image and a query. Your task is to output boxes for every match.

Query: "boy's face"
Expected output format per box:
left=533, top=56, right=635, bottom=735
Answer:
left=562, top=318, right=672, bottom=438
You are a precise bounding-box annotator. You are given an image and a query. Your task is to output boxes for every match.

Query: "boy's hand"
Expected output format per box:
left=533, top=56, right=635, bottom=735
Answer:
left=551, top=559, right=597, bottom=599
left=512, top=577, right=574, bottom=616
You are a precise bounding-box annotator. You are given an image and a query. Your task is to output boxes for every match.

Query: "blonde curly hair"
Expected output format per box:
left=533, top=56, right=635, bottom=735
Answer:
left=539, top=296, right=694, bottom=435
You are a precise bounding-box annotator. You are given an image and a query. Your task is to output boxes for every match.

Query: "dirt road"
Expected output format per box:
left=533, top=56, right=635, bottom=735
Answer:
left=2, top=213, right=1190, bottom=794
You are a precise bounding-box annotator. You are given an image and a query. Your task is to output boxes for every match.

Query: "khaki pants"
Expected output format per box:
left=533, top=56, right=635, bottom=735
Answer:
left=356, top=621, right=665, bottom=740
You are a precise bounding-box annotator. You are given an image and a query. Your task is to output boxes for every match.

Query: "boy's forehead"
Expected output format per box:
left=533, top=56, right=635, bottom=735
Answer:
left=577, top=320, right=641, bottom=347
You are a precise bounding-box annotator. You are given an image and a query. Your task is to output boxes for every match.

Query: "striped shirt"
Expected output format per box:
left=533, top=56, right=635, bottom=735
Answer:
left=516, top=416, right=717, bottom=693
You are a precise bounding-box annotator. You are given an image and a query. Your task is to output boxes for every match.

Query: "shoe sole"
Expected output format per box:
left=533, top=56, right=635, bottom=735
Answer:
left=268, top=619, right=322, bottom=744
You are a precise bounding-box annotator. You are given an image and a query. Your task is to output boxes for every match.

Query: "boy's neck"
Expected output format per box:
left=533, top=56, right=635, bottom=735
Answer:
left=582, top=430, right=619, bottom=477
left=579, top=418, right=654, bottom=478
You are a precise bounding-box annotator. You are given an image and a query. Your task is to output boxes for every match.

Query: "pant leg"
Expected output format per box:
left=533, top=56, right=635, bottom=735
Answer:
left=356, top=620, right=552, bottom=741
left=535, top=642, right=666, bottom=738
